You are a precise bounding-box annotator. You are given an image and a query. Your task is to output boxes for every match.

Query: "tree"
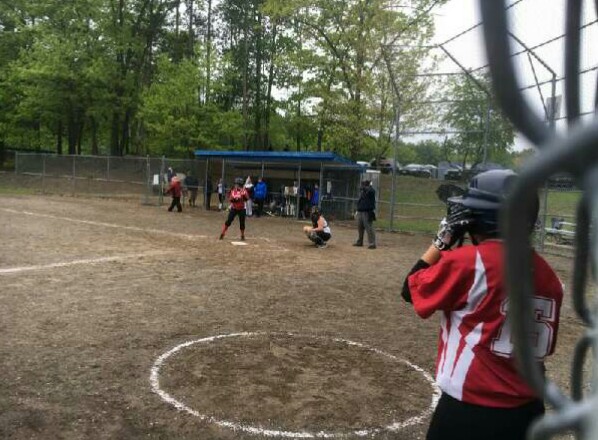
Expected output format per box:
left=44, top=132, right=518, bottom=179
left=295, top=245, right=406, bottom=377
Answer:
left=442, top=73, right=515, bottom=168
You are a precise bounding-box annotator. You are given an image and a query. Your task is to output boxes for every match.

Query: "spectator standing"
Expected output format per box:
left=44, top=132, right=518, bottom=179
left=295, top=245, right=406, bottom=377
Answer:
left=244, top=176, right=254, bottom=216
left=184, top=171, right=199, bottom=207
left=165, top=176, right=183, bottom=212
left=311, top=183, right=320, bottom=208
left=205, top=176, right=213, bottom=211
left=253, top=177, right=268, bottom=217
left=217, top=178, right=225, bottom=211
left=353, top=180, right=377, bottom=249
left=401, top=170, right=563, bottom=440
left=166, top=166, right=176, bottom=183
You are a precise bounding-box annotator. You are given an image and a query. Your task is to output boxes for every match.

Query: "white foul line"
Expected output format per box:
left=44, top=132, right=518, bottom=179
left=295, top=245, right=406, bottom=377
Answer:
left=0, top=208, right=207, bottom=240
left=150, top=331, right=441, bottom=438
left=0, top=251, right=166, bottom=275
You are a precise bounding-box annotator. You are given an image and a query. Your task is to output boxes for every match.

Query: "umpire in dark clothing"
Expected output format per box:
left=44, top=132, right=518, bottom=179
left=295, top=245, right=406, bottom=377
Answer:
left=354, top=180, right=377, bottom=249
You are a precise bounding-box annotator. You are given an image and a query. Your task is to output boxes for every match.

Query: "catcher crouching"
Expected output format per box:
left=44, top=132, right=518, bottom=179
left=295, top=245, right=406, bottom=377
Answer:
left=303, top=208, right=331, bottom=248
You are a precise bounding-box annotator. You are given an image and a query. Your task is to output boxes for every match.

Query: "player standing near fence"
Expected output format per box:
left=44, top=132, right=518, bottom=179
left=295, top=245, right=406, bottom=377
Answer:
left=165, top=175, right=183, bottom=212
left=219, top=177, right=249, bottom=241
left=401, top=170, right=563, bottom=440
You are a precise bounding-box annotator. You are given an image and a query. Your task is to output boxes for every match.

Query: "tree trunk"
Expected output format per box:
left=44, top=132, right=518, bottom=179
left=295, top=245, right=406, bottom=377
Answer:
left=57, top=120, right=63, bottom=155
left=187, top=0, right=194, bottom=57
left=121, top=110, right=131, bottom=155
left=242, top=6, right=250, bottom=151
left=110, top=112, right=120, bottom=156
left=76, top=119, right=85, bottom=155
left=263, top=22, right=277, bottom=150
left=91, top=117, right=99, bottom=155
left=174, top=0, right=180, bottom=61
left=253, top=8, right=263, bottom=149
left=205, top=0, right=212, bottom=103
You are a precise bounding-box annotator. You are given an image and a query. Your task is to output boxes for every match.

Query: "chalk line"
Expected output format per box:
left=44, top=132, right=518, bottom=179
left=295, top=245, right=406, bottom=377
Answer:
left=0, top=208, right=207, bottom=240
left=0, top=251, right=167, bottom=275
left=150, top=331, right=440, bottom=438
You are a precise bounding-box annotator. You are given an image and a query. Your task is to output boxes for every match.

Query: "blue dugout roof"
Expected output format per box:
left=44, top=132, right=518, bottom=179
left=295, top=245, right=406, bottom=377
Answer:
left=194, top=150, right=358, bottom=166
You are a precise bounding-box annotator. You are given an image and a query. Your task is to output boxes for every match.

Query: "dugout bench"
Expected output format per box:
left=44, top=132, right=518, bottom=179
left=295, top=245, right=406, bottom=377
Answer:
left=544, top=217, right=576, bottom=244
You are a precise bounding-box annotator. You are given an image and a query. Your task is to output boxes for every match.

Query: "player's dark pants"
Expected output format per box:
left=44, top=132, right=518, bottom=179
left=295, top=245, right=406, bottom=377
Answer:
left=168, top=197, right=182, bottom=212
left=188, top=189, right=198, bottom=206
left=308, top=231, right=331, bottom=246
left=356, top=211, right=376, bottom=246
left=225, top=208, right=246, bottom=231
left=426, top=393, right=544, bottom=440
left=255, top=198, right=265, bottom=217
left=205, top=192, right=212, bottom=210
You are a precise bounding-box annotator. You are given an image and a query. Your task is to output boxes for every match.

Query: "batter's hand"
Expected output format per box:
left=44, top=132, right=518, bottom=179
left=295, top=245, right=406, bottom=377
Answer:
left=433, top=216, right=469, bottom=251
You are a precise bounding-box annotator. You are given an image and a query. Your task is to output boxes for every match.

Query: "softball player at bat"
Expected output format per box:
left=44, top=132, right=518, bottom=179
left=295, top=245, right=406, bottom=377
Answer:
left=401, top=170, right=563, bottom=440
left=219, top=177, right=249, bottom=241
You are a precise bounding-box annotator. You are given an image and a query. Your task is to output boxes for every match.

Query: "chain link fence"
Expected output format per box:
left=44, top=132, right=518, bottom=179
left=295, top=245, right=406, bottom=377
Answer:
left=1, top=151, right=580, bottom=258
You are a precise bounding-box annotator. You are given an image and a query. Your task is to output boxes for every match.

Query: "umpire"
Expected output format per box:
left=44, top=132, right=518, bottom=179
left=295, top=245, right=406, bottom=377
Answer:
left=353, top=179, right=377, bottom=249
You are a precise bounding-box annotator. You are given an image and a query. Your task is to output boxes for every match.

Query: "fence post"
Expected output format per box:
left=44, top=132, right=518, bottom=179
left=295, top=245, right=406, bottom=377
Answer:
left=107, top=155, right=111, bottom=181
left=42, top=154, right=46, bottom=194
left=297, top=161, right=302, bottom=219
left=482, top=103, right=491, bottom=165
left=538, top=182, right=549, bottom=252
left=14, top=151, right=18, bottom=175
left=143, top=155, right=151, bottom=205
left=72, top=155, right=76, bottom=195
left=159, top=156, right=165, bottom=206
left=318, top=162, right=324, bottom=210
left=389, top=103, right=400, bottom=232
left=204, top=158, right=209, bottom=210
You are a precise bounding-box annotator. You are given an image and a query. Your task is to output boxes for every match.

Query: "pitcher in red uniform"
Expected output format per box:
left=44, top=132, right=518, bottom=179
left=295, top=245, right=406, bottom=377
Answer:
left=401, top=170, right=563, bottom=440
left=219, top=177, right=249, bottom=240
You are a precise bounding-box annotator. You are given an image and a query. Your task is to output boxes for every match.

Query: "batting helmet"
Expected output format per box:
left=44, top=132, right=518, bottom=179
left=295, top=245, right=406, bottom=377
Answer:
left=234, top=177, right=244, bottom=186
left=447, top=169, right=538, bottom=237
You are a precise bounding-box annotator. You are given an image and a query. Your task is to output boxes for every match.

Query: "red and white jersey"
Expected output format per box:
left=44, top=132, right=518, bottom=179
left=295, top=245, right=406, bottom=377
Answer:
left=408, top=240, right=563, bottom=408
left=228, top=187, right=248, bottom=211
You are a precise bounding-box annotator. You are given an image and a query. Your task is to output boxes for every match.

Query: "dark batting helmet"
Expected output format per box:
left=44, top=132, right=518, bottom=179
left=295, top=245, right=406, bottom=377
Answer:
left=447, top=169, right=538, bottom=237
left=234, top=177, right=244, bottom=186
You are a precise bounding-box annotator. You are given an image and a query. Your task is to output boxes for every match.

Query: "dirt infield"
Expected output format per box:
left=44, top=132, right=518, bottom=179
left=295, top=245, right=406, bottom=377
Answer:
left=0, top=194, right=584, bottom=439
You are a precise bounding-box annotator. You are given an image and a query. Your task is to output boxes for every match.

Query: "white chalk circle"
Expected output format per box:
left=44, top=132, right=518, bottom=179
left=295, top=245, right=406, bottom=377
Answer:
left=150, top=331, right=440, bottom=438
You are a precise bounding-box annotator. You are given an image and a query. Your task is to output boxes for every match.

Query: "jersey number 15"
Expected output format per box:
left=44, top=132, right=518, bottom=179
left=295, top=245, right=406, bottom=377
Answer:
left=491, top=296, right=557, bottom=360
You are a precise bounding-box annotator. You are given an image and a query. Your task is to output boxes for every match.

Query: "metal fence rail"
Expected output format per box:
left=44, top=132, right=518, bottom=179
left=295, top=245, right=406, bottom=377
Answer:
left=480, top=0, right=598, bottom=438
left=6, top=152, right=580, bottom=257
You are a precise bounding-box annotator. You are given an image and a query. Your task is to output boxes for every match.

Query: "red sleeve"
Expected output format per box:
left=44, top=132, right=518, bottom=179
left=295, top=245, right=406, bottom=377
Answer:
left=407, top=249, right=476, bottom=319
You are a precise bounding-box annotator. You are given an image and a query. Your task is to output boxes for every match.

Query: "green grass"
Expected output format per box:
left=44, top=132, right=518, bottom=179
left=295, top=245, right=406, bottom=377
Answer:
left=542, top=190, right=581, bottom=221
left=375, top=175, right=581, bottom=234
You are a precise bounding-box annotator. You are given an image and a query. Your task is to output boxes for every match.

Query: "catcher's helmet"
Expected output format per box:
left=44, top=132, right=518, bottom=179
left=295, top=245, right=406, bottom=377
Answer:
left=447, top=169, right=538, bottom=237
left=234, top=177, right=244, bottom=186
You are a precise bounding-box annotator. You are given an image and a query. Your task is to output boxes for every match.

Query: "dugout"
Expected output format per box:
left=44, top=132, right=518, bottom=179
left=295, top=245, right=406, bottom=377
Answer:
left=194, top=150, right=362, bottom=220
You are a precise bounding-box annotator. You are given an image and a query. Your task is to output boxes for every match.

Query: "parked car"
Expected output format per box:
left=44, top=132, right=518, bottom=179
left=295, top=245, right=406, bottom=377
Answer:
left=444, top=165, right=463, bottom=181
left=399, top=164, right=432, bottom=178
left=371, top=158, right=399, bottom=174
left=463, top=162, right=506, bottom=180
left=548, top=172, right=575, bottom=189
left=421, top=164, right=438, bottom=179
